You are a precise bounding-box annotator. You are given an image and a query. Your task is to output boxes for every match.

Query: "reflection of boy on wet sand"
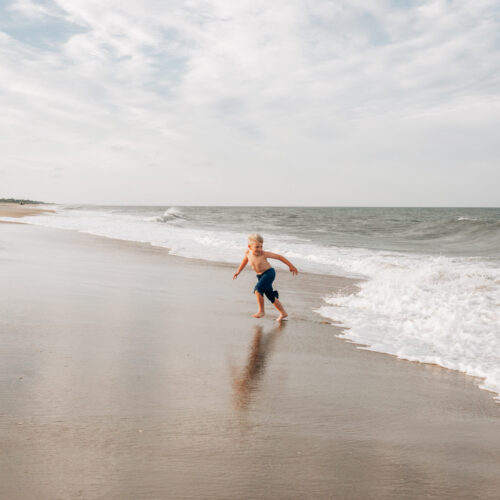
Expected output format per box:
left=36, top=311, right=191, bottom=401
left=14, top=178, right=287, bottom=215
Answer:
left=232, top=325, right=283, bottom=410
left=233, top=233, right=298, bottom=321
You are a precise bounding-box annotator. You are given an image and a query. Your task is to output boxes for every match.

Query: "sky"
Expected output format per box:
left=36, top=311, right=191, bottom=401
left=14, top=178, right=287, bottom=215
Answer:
left=0, top=0, right=499, bottom=206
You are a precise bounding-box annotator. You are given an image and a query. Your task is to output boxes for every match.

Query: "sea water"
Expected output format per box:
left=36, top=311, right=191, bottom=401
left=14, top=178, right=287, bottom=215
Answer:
left=3, top=205, right=499, bottom=400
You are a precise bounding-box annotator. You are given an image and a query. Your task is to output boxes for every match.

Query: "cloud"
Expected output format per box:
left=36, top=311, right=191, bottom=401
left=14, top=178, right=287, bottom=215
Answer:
left=0, top=0, right=499, bottom=204
left=8, top=0, right=60, bottom=19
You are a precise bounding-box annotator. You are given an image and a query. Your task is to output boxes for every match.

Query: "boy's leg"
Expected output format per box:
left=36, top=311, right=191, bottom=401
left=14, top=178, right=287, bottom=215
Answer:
left=252, top=291, right=265, bottom=318
left=272, top=299, right=288, bottom=321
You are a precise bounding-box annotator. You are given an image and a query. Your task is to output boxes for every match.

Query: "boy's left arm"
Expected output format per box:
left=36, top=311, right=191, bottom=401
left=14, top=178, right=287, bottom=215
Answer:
left=265, top=252, right=298, bottom=275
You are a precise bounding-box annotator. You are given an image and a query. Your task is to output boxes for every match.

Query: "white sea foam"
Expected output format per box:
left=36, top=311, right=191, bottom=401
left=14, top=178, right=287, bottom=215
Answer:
left=0, top=207, right=353, bottom=276
left=318, top=251, right=500, bottom=400
left=2, top=206, right=499, bottom=400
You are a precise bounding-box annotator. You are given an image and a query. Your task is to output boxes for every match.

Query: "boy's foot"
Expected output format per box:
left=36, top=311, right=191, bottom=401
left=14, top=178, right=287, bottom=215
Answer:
left=276, top=313, right=288, bottom=321
left=252, top=311, right=265, bottom=318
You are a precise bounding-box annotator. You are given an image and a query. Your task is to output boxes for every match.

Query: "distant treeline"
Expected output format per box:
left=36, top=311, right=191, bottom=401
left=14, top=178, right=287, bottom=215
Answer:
left=0, top=198, right=46, bottom=205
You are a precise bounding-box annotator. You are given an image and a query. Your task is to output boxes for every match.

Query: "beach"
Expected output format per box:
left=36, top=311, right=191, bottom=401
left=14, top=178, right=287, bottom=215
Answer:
left=0, top=202, right=55, bottom=219
left=1, top=207, right=500, bottom=499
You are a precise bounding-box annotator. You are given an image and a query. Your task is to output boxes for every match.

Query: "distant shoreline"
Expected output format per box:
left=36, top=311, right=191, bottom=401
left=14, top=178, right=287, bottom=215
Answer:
left=0, top=198, right=48, bottom=205
left=0, top=202, right=54, bottom=220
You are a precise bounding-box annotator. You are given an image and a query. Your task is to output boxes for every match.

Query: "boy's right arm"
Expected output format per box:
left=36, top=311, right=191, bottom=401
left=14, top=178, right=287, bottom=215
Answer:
left=233, top=256, right=248, bottom=279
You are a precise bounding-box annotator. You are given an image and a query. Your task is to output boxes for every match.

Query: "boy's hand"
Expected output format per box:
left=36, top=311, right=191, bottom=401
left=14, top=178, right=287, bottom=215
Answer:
left=232, top=272, right=239, bottom=280
left=289, top=265, right=298, bottom=275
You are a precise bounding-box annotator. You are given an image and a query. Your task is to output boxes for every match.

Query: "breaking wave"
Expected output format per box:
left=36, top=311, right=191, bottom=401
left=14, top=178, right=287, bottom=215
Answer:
left=153, top=206, right=185, bottom=224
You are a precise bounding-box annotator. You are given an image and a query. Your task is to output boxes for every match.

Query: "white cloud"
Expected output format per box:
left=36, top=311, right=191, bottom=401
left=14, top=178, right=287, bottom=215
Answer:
left=0, top=0, right=499, bottom=204
left=8, top=0, right=60, bottom=19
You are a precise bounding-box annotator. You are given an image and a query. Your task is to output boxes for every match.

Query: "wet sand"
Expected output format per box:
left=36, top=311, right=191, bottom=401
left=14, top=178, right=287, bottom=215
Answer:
left=1, top=222, right=499, bottom=499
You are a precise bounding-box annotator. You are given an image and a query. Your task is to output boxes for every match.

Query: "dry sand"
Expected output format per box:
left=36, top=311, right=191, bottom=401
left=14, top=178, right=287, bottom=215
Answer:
left=0, top=202, right=54, bottom=220
left=0, top=221, right=499, bottom=499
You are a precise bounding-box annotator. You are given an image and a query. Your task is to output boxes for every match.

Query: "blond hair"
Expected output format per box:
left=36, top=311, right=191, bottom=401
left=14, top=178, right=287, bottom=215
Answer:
left=248, top=233, right=264, bottom=244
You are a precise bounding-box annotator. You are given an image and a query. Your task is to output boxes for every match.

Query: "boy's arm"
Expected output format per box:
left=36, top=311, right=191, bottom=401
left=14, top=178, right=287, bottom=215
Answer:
left=233, top=256, right=249, bottom=279
left=264, top=252, right=298, bottom=275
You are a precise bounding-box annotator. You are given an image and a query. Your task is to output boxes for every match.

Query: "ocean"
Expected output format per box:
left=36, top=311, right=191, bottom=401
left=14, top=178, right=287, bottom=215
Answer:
left=3, top=205, right=499, bottom=400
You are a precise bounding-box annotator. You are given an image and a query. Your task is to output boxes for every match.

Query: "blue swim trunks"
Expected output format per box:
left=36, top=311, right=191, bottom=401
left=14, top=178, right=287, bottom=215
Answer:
left=254, top=267, right=279, bottom=303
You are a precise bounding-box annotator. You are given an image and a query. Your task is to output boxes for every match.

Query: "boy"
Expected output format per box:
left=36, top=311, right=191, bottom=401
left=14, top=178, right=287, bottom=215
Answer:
left=233, top=233, right=298, bottom=321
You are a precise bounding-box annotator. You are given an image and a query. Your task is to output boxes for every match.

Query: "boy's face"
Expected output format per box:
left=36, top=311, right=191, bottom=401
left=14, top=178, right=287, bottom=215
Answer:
left=248, top=242, right=263, bottom=256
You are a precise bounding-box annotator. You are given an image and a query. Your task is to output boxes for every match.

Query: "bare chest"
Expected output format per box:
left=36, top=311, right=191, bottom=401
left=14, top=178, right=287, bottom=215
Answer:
left=247, top=253, right=271, bottom=273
